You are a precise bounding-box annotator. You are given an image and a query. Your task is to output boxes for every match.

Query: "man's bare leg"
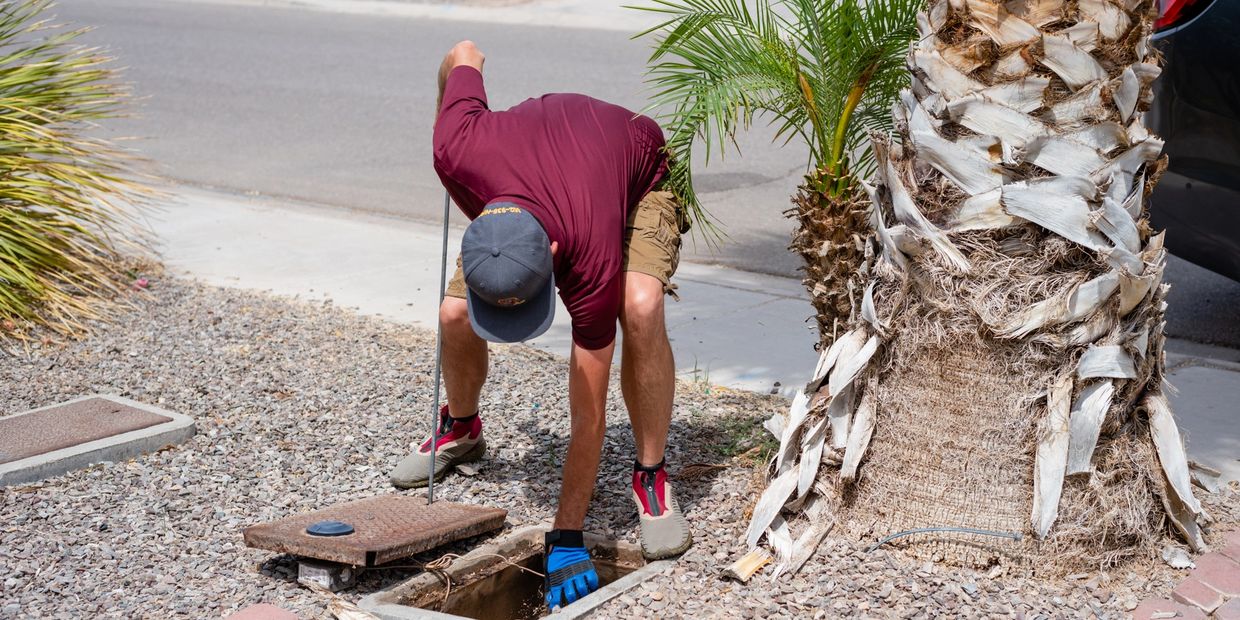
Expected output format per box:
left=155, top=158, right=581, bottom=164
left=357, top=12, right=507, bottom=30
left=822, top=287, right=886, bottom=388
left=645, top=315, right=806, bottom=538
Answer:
left=618, top=272, right=674, bottom=467
left=554, top=340, right=616, bottom=530
left=389, top=296, right=488, bottom=487
left=439, top=296, right=488, bottom=416
left=618, top=272, right=690, bottom=558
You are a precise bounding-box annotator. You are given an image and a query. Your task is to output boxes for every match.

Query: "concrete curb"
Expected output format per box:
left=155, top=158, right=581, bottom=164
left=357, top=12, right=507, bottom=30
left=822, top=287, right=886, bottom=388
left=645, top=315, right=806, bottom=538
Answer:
left=0, top=395, right=196, bottom=487
left=558, top=557, right=675, bottom=619
left=1166, top=338, right=1240, bottom=373
left=1168, top=355, right=1240, bottom=374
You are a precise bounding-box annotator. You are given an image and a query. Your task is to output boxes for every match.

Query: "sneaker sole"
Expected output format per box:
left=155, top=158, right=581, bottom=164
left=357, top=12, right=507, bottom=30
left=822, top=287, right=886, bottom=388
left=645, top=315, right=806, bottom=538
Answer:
left=640, top=531, right=693, bottom=560
left=633, top=488, right=693, bottom=560
left=392, top=438, right=487, bottom=490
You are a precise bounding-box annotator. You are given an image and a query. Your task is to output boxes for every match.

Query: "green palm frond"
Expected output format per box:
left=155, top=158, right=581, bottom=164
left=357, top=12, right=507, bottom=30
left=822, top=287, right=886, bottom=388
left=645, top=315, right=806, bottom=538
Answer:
left=631, top=0, right=921, bottom=239
left=0, top=0, right=151, bottom=338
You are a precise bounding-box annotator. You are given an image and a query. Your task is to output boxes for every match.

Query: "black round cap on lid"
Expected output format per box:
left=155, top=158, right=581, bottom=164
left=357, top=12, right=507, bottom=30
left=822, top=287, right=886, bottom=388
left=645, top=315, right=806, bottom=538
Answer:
left=306, top=520, right=355, bottom=537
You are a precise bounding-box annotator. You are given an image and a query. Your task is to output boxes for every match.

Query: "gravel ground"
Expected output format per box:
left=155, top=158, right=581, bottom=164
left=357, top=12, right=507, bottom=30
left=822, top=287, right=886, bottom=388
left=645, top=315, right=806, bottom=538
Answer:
left=1, top=277, right=1236, bottom=619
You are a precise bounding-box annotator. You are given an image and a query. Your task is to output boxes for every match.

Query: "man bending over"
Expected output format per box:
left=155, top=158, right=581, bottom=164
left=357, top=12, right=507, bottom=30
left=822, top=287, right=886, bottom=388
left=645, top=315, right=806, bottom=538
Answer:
left=389, top=41, right=693, bottom=608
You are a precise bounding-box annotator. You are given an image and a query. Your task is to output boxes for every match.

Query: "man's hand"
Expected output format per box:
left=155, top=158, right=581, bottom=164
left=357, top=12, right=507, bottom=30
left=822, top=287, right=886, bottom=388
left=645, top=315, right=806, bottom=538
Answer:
left=445, top=40, right=485, bottom=72
left=544, top=534, right=600, bottom=609
left=437, top=40, right=485, bottom=116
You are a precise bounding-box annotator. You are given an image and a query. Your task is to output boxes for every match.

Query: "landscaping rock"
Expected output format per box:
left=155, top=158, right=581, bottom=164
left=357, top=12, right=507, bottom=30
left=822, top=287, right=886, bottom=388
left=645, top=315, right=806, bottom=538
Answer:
left=1, top=278, right=1237, bottom=619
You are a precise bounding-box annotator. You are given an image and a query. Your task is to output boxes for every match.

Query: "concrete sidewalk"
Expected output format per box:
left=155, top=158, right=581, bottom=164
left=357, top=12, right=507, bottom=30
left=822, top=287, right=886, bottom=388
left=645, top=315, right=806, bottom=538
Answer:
left=148, top=187, right=1239, bottom=482
left=148, top=188, right=820, bottom=395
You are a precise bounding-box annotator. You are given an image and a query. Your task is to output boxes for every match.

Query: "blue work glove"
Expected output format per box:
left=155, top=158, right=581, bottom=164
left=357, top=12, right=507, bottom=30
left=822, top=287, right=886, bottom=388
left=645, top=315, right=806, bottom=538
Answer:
left=544, top=529, right=599, bottom=610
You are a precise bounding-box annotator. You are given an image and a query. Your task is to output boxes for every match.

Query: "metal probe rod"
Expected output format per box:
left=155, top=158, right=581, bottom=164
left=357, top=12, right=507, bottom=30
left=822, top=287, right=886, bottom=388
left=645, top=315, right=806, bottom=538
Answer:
left=427, top=190, right=452, bottom=505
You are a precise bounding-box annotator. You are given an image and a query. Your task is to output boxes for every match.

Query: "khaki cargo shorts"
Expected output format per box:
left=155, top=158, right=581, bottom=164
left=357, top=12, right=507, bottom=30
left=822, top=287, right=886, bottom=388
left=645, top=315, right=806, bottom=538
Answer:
left=445, top=190, right=690, bottom=300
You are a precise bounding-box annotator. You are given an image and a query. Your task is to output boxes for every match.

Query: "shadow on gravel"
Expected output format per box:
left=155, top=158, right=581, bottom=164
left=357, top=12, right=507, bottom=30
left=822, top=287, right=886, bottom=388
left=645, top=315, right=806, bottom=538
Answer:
left=495, top=401, right=774, bottom=530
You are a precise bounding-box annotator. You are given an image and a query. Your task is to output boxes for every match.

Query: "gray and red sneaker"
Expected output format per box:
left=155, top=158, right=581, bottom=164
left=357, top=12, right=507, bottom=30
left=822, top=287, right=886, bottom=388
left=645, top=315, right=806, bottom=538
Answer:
left=631, top=461, right=692, bottom=559
left=390, top=406, right=485, bottom=489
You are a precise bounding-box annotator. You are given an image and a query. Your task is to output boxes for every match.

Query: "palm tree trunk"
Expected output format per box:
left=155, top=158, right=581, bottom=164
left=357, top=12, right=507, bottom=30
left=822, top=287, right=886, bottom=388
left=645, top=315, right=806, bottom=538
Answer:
left=789, top=185, right=870, bottom=350
left=751, top=0, right=1205, bottom=573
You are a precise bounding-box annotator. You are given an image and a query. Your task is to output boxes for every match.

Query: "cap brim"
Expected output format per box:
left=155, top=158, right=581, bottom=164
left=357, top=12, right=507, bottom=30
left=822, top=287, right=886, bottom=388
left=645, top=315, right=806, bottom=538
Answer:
left=466, top=274, right=556, bottom=344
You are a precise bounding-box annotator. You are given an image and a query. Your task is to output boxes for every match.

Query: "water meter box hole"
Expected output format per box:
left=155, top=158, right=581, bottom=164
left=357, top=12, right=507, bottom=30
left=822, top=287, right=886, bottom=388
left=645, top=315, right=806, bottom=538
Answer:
left=360, top=526, right=671, bottom=620
left=429, top=552, right=636, bottom=620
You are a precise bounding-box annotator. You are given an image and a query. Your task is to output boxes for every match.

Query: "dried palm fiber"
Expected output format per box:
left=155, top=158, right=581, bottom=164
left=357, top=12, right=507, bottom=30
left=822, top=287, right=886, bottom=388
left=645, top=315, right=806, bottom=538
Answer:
left=746, top=0, right=1207, bottom=574
left=789, top=184, right=872, bottom=350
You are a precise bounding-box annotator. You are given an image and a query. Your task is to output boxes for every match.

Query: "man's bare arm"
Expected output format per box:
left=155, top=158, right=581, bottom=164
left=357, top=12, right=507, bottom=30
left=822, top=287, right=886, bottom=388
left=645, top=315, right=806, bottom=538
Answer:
left=555, top=340, right=616, bottom=530
left=436, top=40, right=486, bottom=117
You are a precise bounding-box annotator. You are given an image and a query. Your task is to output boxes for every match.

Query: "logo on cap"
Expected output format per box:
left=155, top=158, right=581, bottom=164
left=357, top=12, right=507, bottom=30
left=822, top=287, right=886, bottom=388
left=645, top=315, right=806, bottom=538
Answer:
left=481, top=206, right=523, bottom=216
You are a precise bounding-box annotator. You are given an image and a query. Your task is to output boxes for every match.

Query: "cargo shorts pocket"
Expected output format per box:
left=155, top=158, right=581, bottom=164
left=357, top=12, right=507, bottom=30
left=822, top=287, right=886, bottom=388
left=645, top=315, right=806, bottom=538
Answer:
left=623, top=190, right=685, bottom=298
left=445, top=256, right=468, bottom=299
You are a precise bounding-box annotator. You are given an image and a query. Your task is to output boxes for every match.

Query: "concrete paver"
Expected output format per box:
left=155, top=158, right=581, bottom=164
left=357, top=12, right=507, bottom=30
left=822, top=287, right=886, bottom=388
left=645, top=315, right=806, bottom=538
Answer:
left=1223, top=529, right=1240, bottom=563
left=1172, top=578, right=1226, bottom=614
left=1192, top=552, right=1240, bottom=597
left=226, top=604, right=302, bottom=620
left=1131, top=598, right=1208, bottom=620
left=1216, top=597, right=1240, bottom=620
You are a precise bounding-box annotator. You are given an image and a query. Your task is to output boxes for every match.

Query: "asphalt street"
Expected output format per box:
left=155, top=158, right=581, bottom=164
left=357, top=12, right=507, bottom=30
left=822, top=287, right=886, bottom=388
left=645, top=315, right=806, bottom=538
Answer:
left=61, top=0, right=1240, bottom=347
left=64, top=0, right=807, bottom=276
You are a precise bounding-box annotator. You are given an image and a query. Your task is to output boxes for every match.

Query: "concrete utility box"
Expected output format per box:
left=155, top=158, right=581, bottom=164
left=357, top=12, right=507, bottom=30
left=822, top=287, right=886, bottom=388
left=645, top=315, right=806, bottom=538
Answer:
left=0, top=395, right=196, bottom=486
left=361, top=525, right=674, bottom=620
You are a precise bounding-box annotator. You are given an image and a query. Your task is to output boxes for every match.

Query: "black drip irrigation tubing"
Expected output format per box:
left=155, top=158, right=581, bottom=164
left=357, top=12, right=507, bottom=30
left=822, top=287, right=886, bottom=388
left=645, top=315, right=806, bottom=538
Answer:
left=866, top=527, right=1023, bottom=553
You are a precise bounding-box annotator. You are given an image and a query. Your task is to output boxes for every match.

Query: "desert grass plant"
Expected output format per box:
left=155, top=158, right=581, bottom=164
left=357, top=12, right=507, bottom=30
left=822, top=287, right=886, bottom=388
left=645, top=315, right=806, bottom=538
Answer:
left=0, top=0, right=150, bottom=340
left=633, top=0, right=922, bottom=346
left=746, top=0, right=1206, bottom=576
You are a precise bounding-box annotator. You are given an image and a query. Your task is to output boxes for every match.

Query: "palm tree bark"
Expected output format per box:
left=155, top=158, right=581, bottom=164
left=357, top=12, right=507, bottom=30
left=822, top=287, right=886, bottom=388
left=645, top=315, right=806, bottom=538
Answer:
left=789, top=187, right=870, bottom=349
left=750, top=0, right=1205, bottom=572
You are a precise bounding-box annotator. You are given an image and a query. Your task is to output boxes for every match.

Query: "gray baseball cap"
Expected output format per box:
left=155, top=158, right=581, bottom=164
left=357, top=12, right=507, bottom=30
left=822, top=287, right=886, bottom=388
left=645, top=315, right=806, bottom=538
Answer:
left=461, top=202, right=556, bottom=343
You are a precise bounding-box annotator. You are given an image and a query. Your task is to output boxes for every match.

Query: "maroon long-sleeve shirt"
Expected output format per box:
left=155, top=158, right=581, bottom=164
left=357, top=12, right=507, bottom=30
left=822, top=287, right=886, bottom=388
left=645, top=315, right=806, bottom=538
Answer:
left=433, top=66, right=667, bottom=349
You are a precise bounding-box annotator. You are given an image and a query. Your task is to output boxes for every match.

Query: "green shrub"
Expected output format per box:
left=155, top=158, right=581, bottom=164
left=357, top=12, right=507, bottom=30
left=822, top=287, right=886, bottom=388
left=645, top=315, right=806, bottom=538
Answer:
left=0, top=0, right=150, bottom=338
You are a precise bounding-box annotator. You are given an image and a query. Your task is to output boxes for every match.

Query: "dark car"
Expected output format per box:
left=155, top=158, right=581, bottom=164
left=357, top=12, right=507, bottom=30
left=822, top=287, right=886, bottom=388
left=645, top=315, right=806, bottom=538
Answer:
left=1148, top=0, right=1240, bottom=282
